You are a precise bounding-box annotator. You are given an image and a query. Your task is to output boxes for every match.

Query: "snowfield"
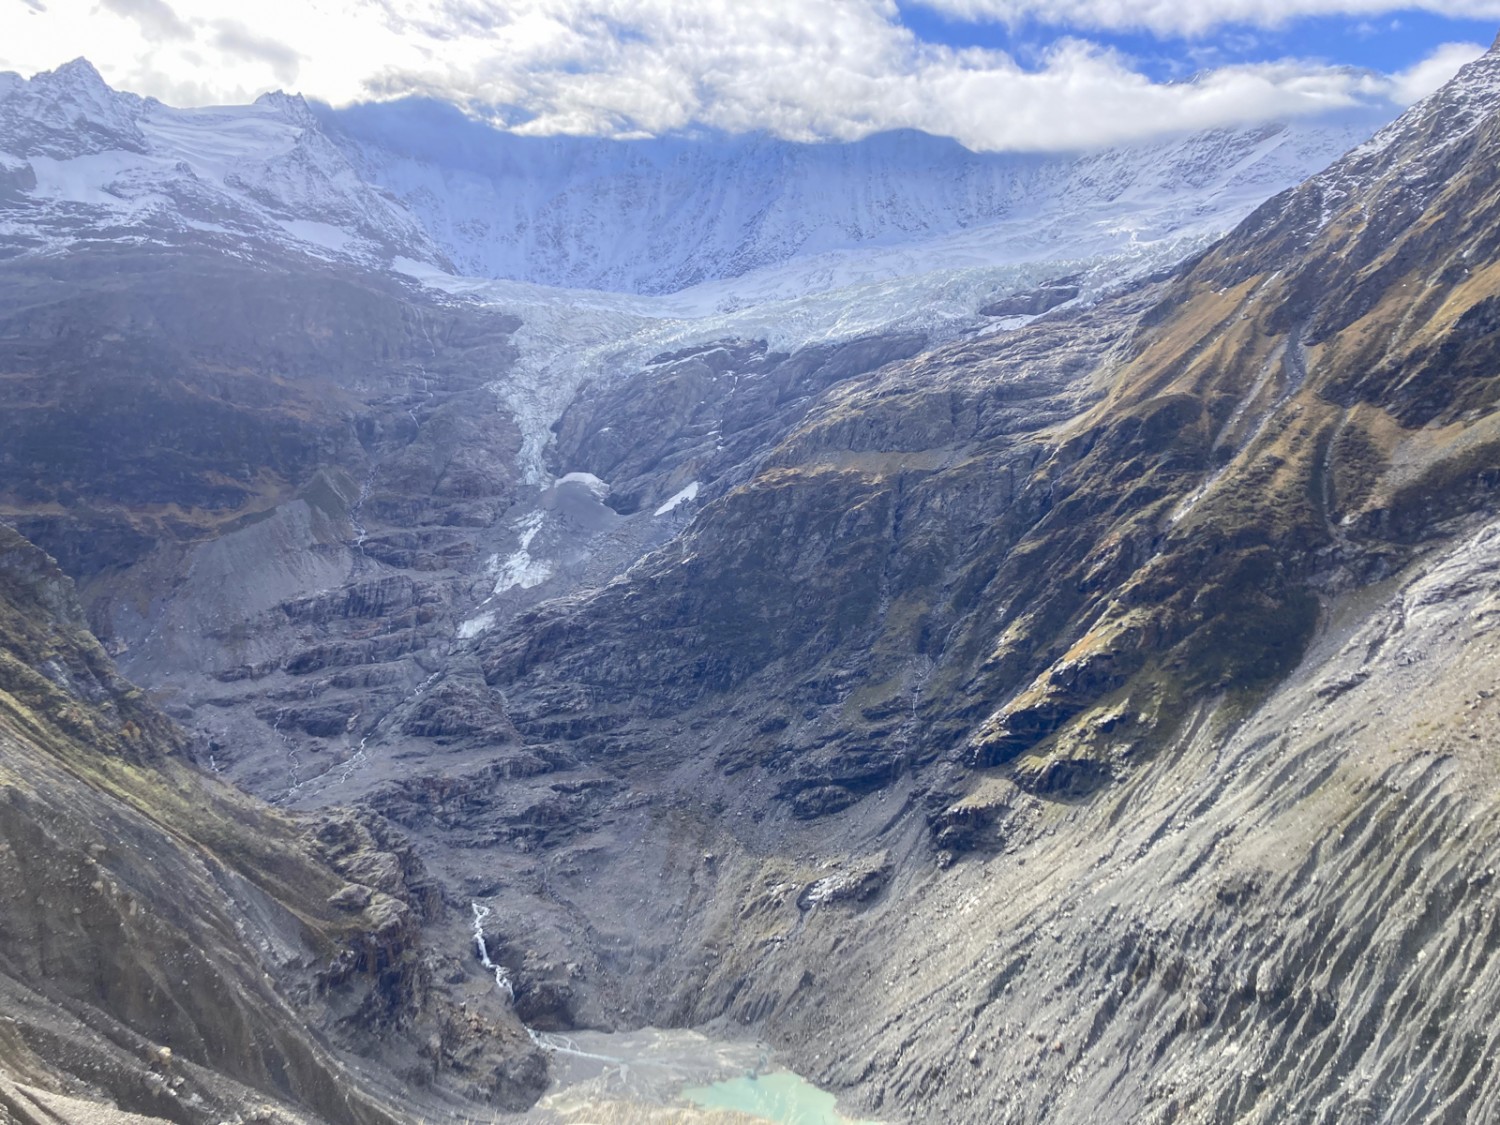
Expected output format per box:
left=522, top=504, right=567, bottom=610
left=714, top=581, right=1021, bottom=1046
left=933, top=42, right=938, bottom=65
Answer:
left=0, top=59, right=1393, bottom=484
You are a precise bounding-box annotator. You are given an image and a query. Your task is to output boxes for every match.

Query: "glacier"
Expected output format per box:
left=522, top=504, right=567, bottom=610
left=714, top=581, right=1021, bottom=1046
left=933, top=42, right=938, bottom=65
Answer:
left=0, top=58, right=1394, bottom=484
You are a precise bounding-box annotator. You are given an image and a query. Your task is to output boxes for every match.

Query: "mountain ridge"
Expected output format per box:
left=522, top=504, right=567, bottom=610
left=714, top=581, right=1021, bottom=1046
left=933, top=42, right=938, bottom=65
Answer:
left=328, top=98, right=1388, bottom=295
left=0, top=57, right=1387, bottom=303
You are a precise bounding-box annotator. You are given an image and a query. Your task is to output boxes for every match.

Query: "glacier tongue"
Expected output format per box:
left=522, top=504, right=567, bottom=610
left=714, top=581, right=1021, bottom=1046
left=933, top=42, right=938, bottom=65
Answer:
left=399, top=230, right=1209, bottom=483
left=359, top=108, right=1383, bottom=481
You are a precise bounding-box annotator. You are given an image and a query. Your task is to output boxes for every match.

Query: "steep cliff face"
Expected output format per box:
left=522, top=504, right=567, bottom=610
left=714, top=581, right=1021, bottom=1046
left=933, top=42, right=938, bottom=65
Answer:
left=658, top=510, right=1500, bottom=1124
left=0, top=523, right=546, bottom=1124
left=485, top=41, right=1500, bottom=815
left=0, top=241, right=530, bottom=801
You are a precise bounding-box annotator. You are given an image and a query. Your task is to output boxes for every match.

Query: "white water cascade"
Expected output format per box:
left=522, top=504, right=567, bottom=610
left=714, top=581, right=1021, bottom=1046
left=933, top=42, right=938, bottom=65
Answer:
left=470, top=901, right=515, bottom=1001
left=469, top=900, right=628, bottom=1066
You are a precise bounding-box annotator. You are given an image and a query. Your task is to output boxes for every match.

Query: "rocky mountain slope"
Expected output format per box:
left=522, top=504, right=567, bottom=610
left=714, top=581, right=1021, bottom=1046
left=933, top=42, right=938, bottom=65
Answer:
left=1, top=34, right=1500, bottom=1125
left=0, top=523, right=546, bottom=1125
left=461, top=35, right=1500, bottom=1120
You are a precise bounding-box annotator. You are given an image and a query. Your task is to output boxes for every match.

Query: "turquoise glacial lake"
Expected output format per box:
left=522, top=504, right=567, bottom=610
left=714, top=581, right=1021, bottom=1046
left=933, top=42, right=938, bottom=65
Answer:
left=683, top=1069, right=880, bottom=1123
left=531, top=1027, right=880, bottom=1123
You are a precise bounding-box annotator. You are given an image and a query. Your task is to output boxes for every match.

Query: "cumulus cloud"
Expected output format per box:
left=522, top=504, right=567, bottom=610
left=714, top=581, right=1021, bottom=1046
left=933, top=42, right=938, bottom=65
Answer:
left=1390, top=40, right=1487, bottom=103
left=349, top=4, right=1483, bottom=150
left=0, top=0, right=1490, bottom=150
left=98, top=0, right=192, bottom=40
left=913, top=0, right=1500, bottom=37
left=210, top=20, right=301, bottom=85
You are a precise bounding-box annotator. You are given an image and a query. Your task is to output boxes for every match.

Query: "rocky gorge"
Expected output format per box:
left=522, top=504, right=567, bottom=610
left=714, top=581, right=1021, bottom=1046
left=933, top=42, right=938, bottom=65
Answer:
left=2, top=36, right=1500, bottom=1125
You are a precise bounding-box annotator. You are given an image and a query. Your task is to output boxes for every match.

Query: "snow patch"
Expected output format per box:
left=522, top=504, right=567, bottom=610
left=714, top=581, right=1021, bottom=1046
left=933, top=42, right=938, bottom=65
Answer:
left=655, top=481, right=700, bottom=516
left=556, top=471, right=610, bottom=499
left=180, top=217, right=235, bottom=235
left=278, top=218, right=355, bottom=254
left=492, top=555, right=552, bottom=595
left=26, top=152, right=140, bottom=207
left=513, top=511, right=545, bottom=551
left=486, top=511, right=552, bottom=595
left=457, top=611, right=496, bottom=640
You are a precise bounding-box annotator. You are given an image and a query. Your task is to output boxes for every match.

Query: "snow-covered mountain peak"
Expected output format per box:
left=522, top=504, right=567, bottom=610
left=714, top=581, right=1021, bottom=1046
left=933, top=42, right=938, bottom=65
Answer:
left=0, top=62, right=445, bottom=267
left=0, top=57, right=146, bottom=158
left=1237, top=35, right=1500, bottom=253
left=254, top=89, right=322, bottom=129
left=1349, top=38, right=1500, bottom=164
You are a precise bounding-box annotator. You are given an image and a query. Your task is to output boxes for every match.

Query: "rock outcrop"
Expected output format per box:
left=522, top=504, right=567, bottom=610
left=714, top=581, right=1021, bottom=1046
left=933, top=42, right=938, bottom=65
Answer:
left=0, top=523, right=545, bottom=1122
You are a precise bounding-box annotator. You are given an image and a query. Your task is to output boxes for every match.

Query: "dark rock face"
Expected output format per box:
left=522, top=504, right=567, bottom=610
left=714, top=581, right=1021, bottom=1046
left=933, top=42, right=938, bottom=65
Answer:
left=481, top=290, right=1145, bottom=801
left=550, top=333, right=928, bottom=515
left=979, top=284, right=1079, bottom=318
left=0, top=243, right=534, bottom=809
left=0, top=246, right=520, bottom=547
left=0, top=524, right=545, bottom=1124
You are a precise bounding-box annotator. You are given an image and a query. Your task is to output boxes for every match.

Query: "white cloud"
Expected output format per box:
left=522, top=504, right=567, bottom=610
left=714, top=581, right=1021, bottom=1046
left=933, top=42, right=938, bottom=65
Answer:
left=1390, top=40, right=1487, bottom=104
left=913, top=0, right=1500, bottom=37
left=98, top=0, right=193, bottom=40
left=210, top=20, right=303, bottom=85
left=0, top=0, right=1489, bottom=151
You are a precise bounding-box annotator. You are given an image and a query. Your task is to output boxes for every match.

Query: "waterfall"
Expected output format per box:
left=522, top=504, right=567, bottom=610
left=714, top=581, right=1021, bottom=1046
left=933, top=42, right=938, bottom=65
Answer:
left=470, top=901, right=515, bottom=1001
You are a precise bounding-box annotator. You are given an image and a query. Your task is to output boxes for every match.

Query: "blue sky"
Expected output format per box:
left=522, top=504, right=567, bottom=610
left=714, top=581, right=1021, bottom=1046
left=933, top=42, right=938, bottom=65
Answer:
left=2, top=1, right=1495, bottom=151
left=898, top=6, right=1496, bottom=79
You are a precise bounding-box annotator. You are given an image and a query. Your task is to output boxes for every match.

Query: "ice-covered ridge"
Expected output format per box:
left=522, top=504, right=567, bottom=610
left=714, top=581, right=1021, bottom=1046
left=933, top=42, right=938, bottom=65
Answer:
left=1287, top=38, right=1500, bottom=238
left=0, top=58, right=145, bottom=158
left=1, top=59, right=1383, bottom=304
left=1346, top=42, right=1500, bottom=167
left=334, top=102, right=1386, bottom=296
left=0, top=62, right=443, bottom=266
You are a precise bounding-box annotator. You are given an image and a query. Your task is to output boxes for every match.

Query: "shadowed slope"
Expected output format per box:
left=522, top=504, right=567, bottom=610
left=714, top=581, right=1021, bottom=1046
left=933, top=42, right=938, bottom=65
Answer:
left=0, top=523, right=545, bottom=1124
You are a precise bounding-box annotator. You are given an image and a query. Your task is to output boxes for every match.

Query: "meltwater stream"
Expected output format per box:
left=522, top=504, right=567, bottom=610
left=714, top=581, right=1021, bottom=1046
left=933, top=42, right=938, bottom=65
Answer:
left=471, top=903, right=877, bottom=1123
